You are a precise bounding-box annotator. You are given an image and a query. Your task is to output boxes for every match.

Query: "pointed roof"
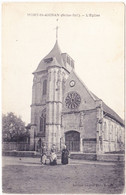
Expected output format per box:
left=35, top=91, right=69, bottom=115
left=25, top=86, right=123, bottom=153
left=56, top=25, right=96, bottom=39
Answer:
left=44, top=40, right=64, bottom=66
left=34, top=41, right=65, bottom=73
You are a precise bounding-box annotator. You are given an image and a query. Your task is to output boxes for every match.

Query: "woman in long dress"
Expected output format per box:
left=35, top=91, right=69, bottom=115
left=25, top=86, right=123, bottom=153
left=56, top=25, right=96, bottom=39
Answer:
left=61, top=145, right=69, bottom=165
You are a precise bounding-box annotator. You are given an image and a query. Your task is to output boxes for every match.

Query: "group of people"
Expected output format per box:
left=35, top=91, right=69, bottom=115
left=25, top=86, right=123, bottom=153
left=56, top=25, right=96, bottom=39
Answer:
left=40, top=144, right=69, bottom=165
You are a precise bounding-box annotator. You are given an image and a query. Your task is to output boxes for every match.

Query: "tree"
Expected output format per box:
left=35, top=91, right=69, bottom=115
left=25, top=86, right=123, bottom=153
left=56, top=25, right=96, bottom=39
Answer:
left=2, top=112, right=29, bottom=142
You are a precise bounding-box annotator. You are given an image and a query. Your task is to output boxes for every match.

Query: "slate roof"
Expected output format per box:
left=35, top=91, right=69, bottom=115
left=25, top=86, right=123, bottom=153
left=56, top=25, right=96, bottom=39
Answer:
left=44, top=41, right=64, bottom=66
left=91, top=92, right=124, bottom=126
left=34, top=41, right=65, bottom=73
left=68, top=70, right=124, bottom=126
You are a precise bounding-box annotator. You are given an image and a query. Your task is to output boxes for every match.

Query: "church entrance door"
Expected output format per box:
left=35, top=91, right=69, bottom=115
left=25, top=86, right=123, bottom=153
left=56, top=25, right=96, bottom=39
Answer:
left=65, top=131, right=80, bottom=151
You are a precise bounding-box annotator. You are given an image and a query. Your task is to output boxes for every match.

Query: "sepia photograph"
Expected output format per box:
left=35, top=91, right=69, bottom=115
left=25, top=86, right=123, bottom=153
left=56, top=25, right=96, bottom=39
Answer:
left=2, top=2, right=125, bottom=194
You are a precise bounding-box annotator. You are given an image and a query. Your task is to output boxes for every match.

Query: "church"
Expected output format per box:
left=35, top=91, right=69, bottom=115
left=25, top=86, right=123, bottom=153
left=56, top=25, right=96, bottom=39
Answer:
left=29, top=35, right=124, bottom=155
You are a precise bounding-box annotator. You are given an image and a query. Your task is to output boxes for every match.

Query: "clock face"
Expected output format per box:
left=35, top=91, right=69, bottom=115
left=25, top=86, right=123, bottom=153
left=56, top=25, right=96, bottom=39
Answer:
left=65, top=92, right=81, bottom=109
left=70, top=80, right=75, bottom=87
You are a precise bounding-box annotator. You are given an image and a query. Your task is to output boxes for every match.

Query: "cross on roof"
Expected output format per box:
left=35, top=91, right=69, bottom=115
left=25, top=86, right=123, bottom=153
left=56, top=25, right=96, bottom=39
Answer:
left=56, top=18, right=59, bottom=41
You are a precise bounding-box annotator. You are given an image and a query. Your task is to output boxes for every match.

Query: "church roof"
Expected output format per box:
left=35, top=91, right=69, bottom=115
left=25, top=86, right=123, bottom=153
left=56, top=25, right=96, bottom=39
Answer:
left=44, top=40, right=64, bottom=66
left=34, top=41, right=65, bottom=73
left=102, top=102, right=124, bottom=126
left=69, top=70, right=124, bottom=126
left=90, top=92, right=124, bottom=126
left=34, top=40, right=124, bottom=126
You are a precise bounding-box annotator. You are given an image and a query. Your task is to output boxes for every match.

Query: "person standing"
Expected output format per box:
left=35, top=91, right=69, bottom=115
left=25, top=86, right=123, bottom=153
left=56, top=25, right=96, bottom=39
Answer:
left=40, top=143, right=47, bottom=165
left=61, top=145, right=69, bottom=165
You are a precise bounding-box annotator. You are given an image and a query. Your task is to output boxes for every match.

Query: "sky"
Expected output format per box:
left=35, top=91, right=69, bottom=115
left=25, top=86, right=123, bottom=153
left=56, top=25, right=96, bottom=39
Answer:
left=2, top=2, right=124, bottom=124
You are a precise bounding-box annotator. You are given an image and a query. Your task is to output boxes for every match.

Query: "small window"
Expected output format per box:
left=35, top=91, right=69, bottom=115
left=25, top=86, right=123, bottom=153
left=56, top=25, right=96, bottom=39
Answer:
left=43, top=80, right=47, bottom=95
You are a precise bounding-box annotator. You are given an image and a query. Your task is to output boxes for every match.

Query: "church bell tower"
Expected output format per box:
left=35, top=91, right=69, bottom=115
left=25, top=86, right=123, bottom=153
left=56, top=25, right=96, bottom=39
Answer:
left=30, top=29, right=75, bottom=152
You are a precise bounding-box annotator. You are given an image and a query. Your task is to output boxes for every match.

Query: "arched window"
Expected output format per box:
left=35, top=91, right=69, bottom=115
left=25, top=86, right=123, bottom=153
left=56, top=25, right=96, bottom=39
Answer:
left=40, top=109, right=46, bottom=136
left=43, top=80, right=47, bottom=95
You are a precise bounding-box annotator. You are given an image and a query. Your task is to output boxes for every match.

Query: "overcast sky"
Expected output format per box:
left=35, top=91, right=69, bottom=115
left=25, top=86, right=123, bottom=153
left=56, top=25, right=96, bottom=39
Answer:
left=2, top=2, right=124, bottom=124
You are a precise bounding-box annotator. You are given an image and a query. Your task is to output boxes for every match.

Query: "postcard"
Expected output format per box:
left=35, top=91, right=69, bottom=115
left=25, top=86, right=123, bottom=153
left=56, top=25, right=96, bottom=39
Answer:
left=2, top=2, right=125, bottom=194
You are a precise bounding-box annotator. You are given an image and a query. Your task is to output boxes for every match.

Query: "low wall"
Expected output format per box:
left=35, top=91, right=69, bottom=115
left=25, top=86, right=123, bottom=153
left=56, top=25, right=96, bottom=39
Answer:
left=70, top=152, right=97, bottom=160
left=97, top=154, right=125, bottom=162
left=2, top=142, right=30, bottom=151
left=2, top=150, right=62, bottom=159
left=2, top=151, right=40, bottom=158
left=2, top=149, right=125, bottom=162
left=3, top=151, right=96, bottom=160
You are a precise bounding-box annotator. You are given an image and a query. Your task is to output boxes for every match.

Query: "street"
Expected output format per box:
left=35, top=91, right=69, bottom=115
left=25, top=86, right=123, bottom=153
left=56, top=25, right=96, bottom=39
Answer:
left=2, top=156, right=124, bottom=194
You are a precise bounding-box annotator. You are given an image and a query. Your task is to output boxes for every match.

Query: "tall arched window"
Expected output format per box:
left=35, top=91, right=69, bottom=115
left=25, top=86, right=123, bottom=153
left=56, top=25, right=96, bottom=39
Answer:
left=43, top=80, right=47, bottom=95
left=40, top=109, right=46, bottom=136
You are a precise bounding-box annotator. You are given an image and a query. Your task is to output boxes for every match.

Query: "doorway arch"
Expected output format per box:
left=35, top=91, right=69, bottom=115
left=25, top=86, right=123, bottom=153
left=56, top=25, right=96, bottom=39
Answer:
left=65, top=131, right=80, bottom=151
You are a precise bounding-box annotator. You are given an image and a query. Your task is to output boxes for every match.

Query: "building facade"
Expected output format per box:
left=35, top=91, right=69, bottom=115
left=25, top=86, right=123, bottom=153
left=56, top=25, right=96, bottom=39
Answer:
left=30, top=40, right=124, bottom=154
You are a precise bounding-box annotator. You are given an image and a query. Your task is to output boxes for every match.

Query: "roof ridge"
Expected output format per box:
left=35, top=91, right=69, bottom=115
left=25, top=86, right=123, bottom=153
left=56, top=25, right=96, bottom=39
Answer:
left=69, top=71, right=124, bottom=125
left=102, top=101, right=124, bottom=126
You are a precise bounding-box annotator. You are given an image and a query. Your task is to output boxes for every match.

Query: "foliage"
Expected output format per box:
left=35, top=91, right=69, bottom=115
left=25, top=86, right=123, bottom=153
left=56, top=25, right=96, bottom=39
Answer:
left=2, top=112, right=30, bottom=142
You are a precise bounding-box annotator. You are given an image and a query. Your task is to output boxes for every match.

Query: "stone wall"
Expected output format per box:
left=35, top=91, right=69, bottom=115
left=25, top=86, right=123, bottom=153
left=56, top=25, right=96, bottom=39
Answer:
left=70, top=153, right=97, bottom=160
left=102, top=116, right=125, bottom=153
left=83, top=110, right=97, bottom=139
left=62, top=109, right=97, bottom=153
left=83, top=139, right=96, bottom=153
left=30, top=64, right=70, bottom=151
left=62, top=71, right=96, bottom=113
left=97, top=154, right=125, bottom=162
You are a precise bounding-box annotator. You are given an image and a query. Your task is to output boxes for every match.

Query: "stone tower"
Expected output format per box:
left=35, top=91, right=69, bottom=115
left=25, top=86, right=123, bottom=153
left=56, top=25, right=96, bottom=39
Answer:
left=30, top=40, right=74, bottom=151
